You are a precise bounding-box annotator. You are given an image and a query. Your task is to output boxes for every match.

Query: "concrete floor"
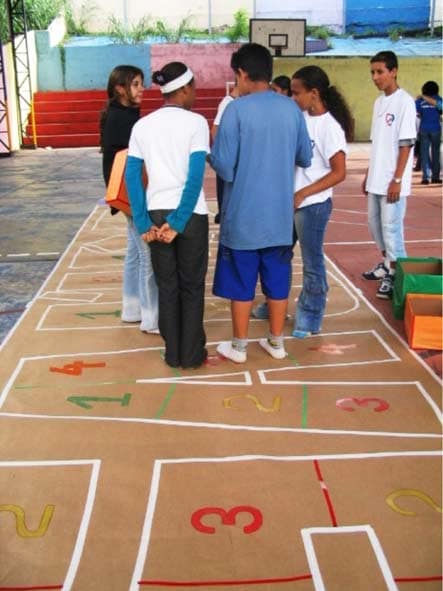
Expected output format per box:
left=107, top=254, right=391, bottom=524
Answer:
left=0, top=146, right=441, bottom=377
left=0, top=148, right=104, bottom=342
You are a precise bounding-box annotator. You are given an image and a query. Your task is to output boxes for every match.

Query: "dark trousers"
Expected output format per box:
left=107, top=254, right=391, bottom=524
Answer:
left=149, top=210, right=209, bottom=368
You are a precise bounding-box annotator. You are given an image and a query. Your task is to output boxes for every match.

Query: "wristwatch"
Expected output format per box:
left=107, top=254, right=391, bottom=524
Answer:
left=393, top=177, right=402, bottom=183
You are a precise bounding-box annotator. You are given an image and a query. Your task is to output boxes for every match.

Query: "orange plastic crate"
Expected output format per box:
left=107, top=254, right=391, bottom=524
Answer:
left=404, top=293, right=443, bottom=350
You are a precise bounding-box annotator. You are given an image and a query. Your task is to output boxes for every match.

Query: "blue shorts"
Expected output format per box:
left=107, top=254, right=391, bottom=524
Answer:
left=213, top=244, right=293, bottom=301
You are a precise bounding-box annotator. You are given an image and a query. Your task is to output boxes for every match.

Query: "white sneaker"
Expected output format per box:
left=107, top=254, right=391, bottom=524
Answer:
left=217, top=341, right=247, bottom=363
left=259, top=338, right=287, bottom=360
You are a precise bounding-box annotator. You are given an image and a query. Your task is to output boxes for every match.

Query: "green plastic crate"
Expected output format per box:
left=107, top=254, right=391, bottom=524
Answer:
left=393, top=257, right=443, bottom=319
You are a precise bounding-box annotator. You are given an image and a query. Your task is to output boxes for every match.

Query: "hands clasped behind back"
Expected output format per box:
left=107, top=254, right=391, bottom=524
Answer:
left=143, top=223, right=178, bottom=244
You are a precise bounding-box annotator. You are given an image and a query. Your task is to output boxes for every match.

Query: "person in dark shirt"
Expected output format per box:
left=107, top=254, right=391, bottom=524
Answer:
left=100, top=65, right=158, bottom=333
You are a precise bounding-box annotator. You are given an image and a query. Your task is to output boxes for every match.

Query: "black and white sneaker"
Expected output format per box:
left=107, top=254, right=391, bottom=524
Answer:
left=376, top=274, right=394, bottom=299
left=362, top=262, right=389, bottom=281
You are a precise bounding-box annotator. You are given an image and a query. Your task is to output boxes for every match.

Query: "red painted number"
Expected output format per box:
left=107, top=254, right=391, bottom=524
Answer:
left=49, top=360, right=106, bottom=375
left=191, top=505, right=263, bottom=534
left=336, top=397, right=390, bottom=412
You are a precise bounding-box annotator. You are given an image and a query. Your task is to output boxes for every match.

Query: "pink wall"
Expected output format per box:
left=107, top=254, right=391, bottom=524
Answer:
left=151, top=43, right=241, bottom=88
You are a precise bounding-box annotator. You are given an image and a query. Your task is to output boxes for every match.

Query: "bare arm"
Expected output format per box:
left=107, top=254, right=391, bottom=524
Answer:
left=387, top=144, right=413, bottom=203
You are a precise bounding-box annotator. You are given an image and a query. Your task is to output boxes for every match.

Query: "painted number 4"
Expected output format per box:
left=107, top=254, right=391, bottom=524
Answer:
left=50, top=360, right=106, bottom=375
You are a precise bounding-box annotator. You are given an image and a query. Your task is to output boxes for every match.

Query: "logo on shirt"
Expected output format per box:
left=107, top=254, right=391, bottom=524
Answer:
left=385, top=113, right=395, bottom=126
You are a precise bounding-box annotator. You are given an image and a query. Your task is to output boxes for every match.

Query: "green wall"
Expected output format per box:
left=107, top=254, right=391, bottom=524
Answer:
left=274, top=56, right=442, bottom=141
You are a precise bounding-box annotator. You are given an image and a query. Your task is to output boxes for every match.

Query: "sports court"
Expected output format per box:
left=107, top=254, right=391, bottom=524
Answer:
left=0, top=143, right=441, bottom=590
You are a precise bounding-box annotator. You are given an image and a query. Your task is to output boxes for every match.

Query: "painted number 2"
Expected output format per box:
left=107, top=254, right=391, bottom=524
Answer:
left=191, top=505, right=263, bottom=534
left=386, top=489, right=443, bottom=516
left=223, top=394, right=281, bottom=413
left=0, top=504, right=55, bottom=537
left=336, top=397, right=390, bottom=412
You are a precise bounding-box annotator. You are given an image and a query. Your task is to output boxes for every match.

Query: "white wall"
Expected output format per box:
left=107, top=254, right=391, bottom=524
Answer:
left=69, top=0, right=254, bottom=33
left=255, top=0, right=345, bottom=33
left=432, top=0, right=443, bottom=26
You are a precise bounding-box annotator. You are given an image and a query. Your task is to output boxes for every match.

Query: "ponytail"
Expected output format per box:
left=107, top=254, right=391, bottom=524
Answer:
left=324, top=85, right=354, bottom=142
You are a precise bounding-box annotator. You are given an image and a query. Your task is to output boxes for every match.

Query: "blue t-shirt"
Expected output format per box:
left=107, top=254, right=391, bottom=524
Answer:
left=210, top=90, right=312, bottom=250
left=416, top=95, right=442, bottom=133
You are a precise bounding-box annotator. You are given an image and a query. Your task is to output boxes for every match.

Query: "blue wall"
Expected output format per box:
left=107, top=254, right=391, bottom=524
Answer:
left=64, top=44, right=151, bottom=90
left=346, top=0, right=430, bottom=34
left=35, top=33, right=151, bottom=90
left=35, top=31, right=64, bottom=90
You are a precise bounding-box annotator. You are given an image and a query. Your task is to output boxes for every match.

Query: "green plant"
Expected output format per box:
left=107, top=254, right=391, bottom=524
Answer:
left=64, top=0, right=96, bottom=35
left=388, top=26, right=405, bottom=41
left=306, top=25, right=332, bottom=41
left=226, top=8, right=249, bottom=42
left=107, top=14, right=193, bottom=44
left=153, top=15, right=193, bottom=43
left=107, top=14, right=154, bottom=44
left=0, top=0, right=65, bottom=40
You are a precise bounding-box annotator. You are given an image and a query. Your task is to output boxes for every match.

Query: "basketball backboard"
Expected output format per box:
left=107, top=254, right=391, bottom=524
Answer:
left=249, top=19, right=306, bottom=57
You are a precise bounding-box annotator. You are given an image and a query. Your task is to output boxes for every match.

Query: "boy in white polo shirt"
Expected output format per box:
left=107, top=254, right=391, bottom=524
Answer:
left=362, top=50, right=416, bottom=299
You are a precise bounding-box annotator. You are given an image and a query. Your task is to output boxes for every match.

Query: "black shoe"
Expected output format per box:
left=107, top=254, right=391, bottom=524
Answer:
left=421, top=179, right=430, bottom=185
left=431, top=178, right=442, bottom=184
left=362, top=261, right=389, bottom=281
left=376, top=274, right=394, bottom=299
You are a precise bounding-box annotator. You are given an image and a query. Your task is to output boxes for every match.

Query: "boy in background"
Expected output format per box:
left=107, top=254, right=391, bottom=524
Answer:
left=416, top=80, right=442, bottom=185
left=362, top=51, right=416, bottom=300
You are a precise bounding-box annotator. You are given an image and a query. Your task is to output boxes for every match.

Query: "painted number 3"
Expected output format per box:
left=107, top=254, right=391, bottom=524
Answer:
left=336, top=397, right=390, bottom=412
left=191, top=505, right=263, bottom=534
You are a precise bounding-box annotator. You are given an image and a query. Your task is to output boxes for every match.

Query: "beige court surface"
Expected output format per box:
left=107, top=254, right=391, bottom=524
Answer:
left=0, top=148, right=442, bottom=591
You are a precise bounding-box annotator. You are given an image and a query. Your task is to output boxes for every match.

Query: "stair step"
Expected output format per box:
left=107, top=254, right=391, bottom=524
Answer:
left=27, top=88, right=224, bottom=147
left=23, top=134, right=100, bottom=148
left=33, top=96, right=222, bottom=114
left=34, top=88, right=225, bottom=102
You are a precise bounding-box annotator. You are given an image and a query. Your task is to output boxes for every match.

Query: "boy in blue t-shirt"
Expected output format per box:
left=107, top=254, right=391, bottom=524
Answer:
left=210, top=43, right=312, bottom=363
left=415, top=80, right=442, bottom=184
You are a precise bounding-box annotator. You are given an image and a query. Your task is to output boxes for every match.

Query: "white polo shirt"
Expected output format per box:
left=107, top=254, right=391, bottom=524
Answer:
left=128, top=106, right=210, bottom=214
left=366, top=88, right=416, bottom=197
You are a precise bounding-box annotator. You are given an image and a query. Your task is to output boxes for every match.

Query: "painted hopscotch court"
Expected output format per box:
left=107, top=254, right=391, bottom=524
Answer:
left=0, top=154, right=442, bottom=590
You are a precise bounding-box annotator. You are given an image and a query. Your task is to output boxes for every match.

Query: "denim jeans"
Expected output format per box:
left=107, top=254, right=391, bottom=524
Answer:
left=293, top=198, right=332, bottom=333
left=149, top=210, right=209, bottom=368
left=367, top=193, right=407, bottom=263
left=122, top=215, right=159, bottom=332
left=419, top=130, right=441, bottom=181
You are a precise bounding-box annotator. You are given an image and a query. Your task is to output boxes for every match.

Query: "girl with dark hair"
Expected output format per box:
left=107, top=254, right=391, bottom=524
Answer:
left=101, top=65, right=159, bottom=334
left=290, top=65, right=352, bottom=338
left=125, top=61, right=210, bottom=369
left=271, top=75, right=291, bottom=97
